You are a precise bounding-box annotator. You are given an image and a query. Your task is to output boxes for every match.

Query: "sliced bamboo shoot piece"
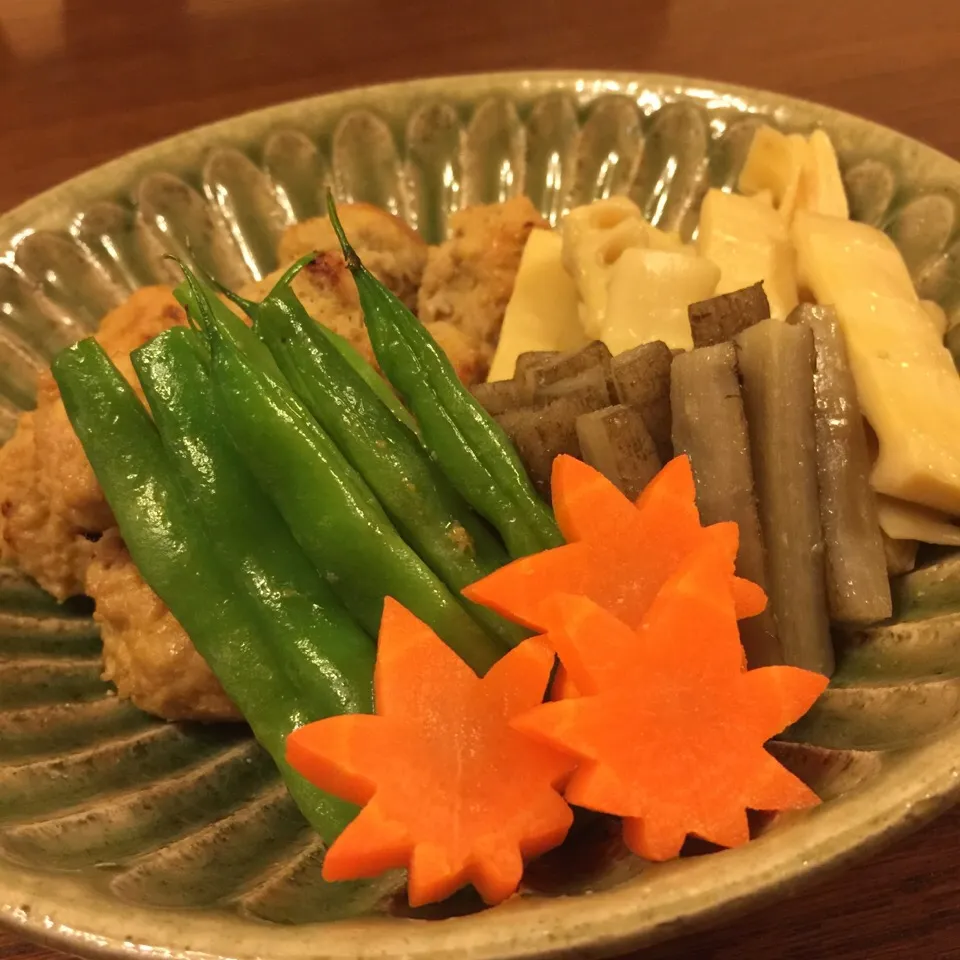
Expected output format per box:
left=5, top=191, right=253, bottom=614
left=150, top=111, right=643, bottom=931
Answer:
left=883, top=534, right=919, bottom=576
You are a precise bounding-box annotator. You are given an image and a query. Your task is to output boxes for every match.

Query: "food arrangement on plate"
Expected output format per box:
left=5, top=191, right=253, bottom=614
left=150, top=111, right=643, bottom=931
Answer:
left=3, top=81, right=960, bottom=944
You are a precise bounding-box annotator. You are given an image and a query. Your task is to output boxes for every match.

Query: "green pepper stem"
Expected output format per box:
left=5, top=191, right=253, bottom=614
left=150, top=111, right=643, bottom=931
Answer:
left=326, top=191, right=361, bottom=272
left=271, top=251, right=320, bottom=291
left=169, top=257, right=222, bottom=347
left=192, top=270, right=261, bottom=325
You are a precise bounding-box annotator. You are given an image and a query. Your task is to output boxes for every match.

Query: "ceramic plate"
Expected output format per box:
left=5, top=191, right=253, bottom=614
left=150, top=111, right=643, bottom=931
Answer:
left=2, top=71, right=960, bottom=960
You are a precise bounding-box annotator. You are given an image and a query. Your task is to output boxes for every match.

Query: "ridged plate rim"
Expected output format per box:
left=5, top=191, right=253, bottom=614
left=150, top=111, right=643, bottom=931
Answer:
left=2, top=69, right=960, bottom=960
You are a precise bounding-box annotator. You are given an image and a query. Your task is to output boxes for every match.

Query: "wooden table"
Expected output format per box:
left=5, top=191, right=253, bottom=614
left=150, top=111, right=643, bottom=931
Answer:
left=1, top=0, right=959, bottom=957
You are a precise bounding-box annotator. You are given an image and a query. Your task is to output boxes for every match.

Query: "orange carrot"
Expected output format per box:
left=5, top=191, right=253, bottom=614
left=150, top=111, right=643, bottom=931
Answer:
left=512, top=541, right=828, bottom=861
left=286, top=597, right=575, bottom=907
left=464, top=455, right=766, bottom=640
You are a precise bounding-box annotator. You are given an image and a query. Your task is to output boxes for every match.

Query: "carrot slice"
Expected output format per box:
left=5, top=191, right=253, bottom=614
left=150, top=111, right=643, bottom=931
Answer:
left=286, top=597, right=575, bottom=906
left=464, top=454, right=766, bottom=641
left=513, top=543, right=828, bottom=861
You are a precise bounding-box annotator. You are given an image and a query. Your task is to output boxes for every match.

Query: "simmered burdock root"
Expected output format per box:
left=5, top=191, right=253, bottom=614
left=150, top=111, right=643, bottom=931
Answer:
left=670, top=342, right=778, bottom=667
left=418, top=196, right=549, bottom=379
left=736, top=318, right=834, bottom=676
left=474, top=341, right=668, bottom=502
left=496, top=398, right=595, bottom=500
left=470, top=379, right=529, bottom=417
left=788, top=304, right=892, bottom=624
left=514, top=350, right=561, bottom=380
left=576, top=405, right=661, bottom=502
left=609, top=340, right=674, bottom=464
left=687, top=281, right=770, bottom=348
left=85, top=530, right=240, bottom=722
left=534, top=366, right=613, bottom=409
left=520, top=341, right=612, bottom=397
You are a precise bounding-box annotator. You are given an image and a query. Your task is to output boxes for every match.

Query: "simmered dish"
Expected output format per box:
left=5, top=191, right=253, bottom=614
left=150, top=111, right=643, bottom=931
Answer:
left=2, top=122, right=959, bottom=908
left=0, top=199, right=543, bottom=722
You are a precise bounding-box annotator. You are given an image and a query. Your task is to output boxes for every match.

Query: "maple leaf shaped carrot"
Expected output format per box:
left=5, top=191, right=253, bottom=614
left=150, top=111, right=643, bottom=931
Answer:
left=285, top=597, right=575, bottom=906
left=512, top=542, right=828, bottom=861
left=463, top=454, right=767, bottom=637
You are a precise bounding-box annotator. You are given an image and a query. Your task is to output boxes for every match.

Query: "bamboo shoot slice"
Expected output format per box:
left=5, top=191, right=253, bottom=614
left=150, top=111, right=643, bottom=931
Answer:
left=737, top=125, right=807, bottom=223
left=876, top=496, right=960, bottom=547
left=600, top=247, right=720, bottom=353
left=920, top=300, right=948, bottom=339
left=797, top=129, right=849, bottom=220
left=883, top=533, right=919, bottom=576
left=697, top=189, right=799, bottom=319
left=487, top=229, right=586, bottom=381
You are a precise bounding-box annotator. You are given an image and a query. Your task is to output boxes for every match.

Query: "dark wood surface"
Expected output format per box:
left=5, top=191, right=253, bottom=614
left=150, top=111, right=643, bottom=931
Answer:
left=1, top=0, right=960, bottom=957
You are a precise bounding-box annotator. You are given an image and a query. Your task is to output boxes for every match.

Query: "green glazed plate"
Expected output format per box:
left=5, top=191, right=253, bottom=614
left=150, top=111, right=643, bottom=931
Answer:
left=2, top=71, right=960, bottom=960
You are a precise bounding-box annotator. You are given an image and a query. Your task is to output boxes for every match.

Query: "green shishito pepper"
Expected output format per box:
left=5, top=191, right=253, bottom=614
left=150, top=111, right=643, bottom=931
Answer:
left=325, top=193, right=563, bottom=559
left=173, top=276, right=284, bottom=382
left=179, top=271, right=507, bottom=674
left=132, top=327, right=376, bottom=717
left=242, top=276, right=528, bottom=649
left=51, top=338, right=357, bottom=840
left=200, top=256, right=419, bottom=435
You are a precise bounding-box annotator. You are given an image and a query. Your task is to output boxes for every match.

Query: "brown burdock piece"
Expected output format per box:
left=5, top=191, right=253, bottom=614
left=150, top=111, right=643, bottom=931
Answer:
left=496, top=391, right=607, bottom=499
left=736, top=318, right=834, bottom=676
left=610, top=340, right=674, bottom=464
left=670, top=342, right=778, bottom=668
left=788, top=304, right=892, bottom=624
left=687, top=281, right=770, bottom=348
left=576, top=404, right=662, bottom=502
left=521, top=341, right=612, bottom=397
left=513, top=350, right=560, bottom=382
left=470, top=379, right=530, bottom=417
left=534, top=365, right=613, bottom=410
